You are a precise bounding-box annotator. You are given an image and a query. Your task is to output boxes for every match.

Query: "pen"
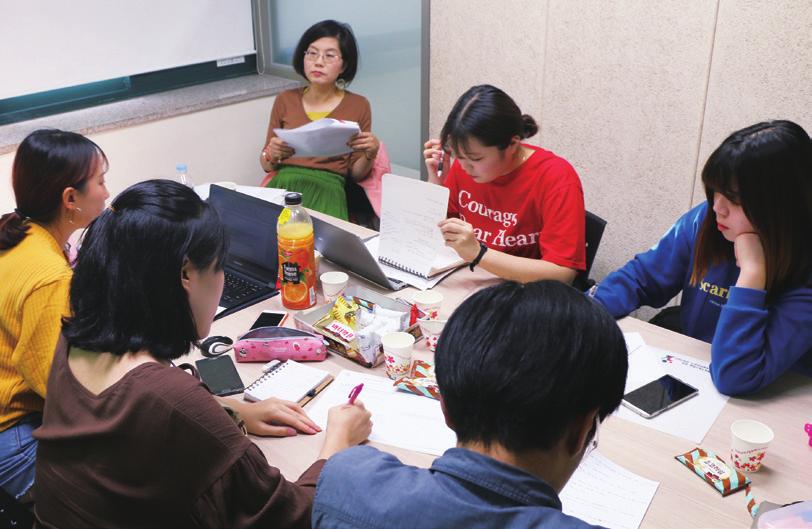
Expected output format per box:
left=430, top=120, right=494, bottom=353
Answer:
left=347, top=383, right=364, bottom=405
left=437, top=150, right=445, bottom=179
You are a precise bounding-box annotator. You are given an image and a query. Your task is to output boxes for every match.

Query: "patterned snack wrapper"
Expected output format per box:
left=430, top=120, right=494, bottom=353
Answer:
left=675, top=447, right=750, bottom=496
left=394, top=360, right=440, bottom=400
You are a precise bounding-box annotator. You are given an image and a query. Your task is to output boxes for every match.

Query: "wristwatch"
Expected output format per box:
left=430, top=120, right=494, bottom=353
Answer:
left=469, top=242, right=488, bottom=271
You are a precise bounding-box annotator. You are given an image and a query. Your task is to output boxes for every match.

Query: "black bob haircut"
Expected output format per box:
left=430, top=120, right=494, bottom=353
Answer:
left=441, top=84, right=539, bottom=155
left=63, top=179, right=228, bottom=361
left=435, top=280, right=628, bottom=453
left=292, top=19, right=359, bottom=85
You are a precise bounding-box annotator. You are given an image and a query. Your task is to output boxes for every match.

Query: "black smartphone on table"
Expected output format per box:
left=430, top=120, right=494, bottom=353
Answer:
left=194, top=356, right=244, bottom=396
left=621, top=374, right=699, bottom=419
left=250, top=310, right=288, bottom=330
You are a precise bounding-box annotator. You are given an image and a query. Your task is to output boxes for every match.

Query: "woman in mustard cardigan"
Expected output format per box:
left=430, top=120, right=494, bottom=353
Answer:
left=0, top=129, right=109, bottom=500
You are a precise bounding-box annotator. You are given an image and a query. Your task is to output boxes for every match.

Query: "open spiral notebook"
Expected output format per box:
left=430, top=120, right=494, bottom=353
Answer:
left=243, top=359, right=333, bottom=406
left=370, top=174, right=465, bottom=283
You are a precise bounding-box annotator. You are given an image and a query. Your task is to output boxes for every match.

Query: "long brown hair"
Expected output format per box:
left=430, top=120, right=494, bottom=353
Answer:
left=0, top=129, right=107, bottom=250
left=691, top=120, right=812, bottom=302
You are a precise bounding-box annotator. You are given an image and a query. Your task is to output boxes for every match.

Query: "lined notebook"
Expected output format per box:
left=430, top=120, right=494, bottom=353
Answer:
left=375, top=173, right=465, bottom=279
left=243, top=360, right=333, bottom=406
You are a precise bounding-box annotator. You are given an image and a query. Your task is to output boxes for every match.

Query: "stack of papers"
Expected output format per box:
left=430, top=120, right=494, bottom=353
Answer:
left=274, top=118, right=361, bottom=157
left=562, top=451, right=659, bottom=529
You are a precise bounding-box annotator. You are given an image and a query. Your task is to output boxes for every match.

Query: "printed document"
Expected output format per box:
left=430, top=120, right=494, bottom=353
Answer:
left=274, top=118, right=360, bottom=157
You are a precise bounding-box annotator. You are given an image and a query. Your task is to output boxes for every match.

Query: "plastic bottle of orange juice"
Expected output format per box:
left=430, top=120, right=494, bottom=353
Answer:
left=277, top=192, right=316, bottom=309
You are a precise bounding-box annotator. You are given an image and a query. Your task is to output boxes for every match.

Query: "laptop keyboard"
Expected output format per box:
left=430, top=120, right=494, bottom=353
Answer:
left=221, top=272, right=274, bottom=305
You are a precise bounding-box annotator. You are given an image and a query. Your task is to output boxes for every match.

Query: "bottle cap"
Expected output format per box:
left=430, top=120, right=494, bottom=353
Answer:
left=176, top=163, right=188, bottom=172
left=284, top=192, right=303, bottom=205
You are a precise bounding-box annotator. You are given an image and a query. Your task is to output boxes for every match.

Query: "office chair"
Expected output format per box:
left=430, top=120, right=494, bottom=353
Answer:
left=0, top=487, right=33, bottom=529
left=572, top=210, right=607, bottom=292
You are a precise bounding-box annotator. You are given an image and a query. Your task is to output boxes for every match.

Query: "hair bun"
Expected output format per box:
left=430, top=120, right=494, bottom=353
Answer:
left=521, top=115, right=539, bottom=139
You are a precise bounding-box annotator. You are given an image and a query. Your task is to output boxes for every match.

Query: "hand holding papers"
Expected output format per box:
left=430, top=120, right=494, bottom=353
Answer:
left=273, top=118, right=361, bottom=157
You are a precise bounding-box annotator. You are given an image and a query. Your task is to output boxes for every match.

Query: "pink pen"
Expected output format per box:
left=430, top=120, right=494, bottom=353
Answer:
left=347, top=383, right=364, bottom=405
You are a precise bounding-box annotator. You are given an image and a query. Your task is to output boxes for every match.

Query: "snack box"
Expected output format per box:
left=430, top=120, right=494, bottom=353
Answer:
left=294, top=285, right=422, bottom=368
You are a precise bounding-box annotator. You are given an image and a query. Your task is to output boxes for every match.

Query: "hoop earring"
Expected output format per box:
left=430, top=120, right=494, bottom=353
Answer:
left=335, top=78, right=347, bottom=90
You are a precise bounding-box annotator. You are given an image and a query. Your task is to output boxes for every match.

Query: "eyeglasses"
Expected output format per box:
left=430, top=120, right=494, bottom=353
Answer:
left=303, top=49, right=342, bottom=64
left=583, top=415, right=601, bottom=459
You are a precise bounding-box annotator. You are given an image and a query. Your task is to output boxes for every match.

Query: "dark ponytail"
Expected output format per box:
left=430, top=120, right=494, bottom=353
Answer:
left=0, top=129, right=107, bottom=250
left=521, top=114, right=539, bottom=139
left=440, top=84, right=538, bottom=154
left=0, top=211, right=28, bottom=250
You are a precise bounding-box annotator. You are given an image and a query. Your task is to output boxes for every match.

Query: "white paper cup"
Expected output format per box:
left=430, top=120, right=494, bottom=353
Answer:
left=413, top=290, right=443, bottom=320
left=418, top=318, right=447, bottom=352
left=321, top=271, right=349, bottom=303
left=381, top=332, right=415, bottom=379
left=730, top=419, right=774, bottom=472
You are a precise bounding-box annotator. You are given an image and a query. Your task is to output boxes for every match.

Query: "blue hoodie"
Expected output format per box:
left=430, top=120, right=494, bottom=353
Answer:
left=593, top=203, right=812, bottom=395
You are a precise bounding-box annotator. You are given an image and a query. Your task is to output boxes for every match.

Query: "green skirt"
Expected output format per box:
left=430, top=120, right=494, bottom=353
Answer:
left=267, top=166, right=348, bottom=221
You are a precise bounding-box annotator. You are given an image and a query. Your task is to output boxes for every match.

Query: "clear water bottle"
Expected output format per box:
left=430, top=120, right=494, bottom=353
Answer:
left=176, top=163, right=193, bottom=187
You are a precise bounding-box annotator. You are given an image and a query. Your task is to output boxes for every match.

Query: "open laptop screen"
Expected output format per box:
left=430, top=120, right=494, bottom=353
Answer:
left=208, top=185, right=280, bottom=284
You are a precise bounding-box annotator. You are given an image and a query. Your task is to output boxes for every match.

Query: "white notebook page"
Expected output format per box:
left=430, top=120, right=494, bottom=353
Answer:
left=377, top=174, right=451, bottom=278
left=244, top=360, right=331, bottom=403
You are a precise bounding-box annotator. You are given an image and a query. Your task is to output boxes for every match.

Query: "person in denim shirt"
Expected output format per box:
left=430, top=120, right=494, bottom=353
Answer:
left=312, top=280, right=628, bottom=529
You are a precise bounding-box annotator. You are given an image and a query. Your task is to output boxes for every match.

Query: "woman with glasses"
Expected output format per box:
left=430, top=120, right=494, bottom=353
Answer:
left=260, top=20, right=379, bottom=220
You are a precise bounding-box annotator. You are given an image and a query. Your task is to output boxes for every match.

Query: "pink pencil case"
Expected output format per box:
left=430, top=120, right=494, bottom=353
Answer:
left=234, top=327, right=327, bottom=363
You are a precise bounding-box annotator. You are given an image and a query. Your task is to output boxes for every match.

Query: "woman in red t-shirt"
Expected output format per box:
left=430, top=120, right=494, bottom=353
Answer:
left=424, top=84, right=586, bottom=283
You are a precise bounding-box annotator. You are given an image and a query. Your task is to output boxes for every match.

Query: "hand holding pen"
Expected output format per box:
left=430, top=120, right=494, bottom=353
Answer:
left=319, top=383, right=371, bottom=459
left=423, top=139, right=447, bottom=183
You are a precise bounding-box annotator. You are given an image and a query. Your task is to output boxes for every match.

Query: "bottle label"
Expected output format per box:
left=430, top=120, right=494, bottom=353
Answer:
left=278, top=242, right=316, bottom=309
left=282, top=261, right=301, bottom=284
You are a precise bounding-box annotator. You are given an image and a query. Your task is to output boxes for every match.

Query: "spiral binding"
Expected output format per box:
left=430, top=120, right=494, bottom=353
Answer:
left=378, top=256, right=428, bottom=278
left=245, top=361, right=287, bottom=394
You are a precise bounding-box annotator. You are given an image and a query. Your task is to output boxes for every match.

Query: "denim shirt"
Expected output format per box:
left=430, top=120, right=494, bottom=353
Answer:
left=312, top=446, right=606, bottom=529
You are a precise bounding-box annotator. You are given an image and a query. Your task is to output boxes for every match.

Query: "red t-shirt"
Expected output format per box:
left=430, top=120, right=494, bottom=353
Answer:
left=444, top=144, right=586, bottom=270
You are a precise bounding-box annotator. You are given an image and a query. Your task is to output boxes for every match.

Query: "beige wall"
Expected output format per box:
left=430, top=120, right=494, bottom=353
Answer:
left=430, top=0, right=812, bottom=305
left=0, top=96, right=276, bottom=216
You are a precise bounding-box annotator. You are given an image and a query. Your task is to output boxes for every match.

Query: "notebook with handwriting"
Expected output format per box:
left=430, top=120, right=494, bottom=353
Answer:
left=375, top=173, right=464, bottom=279
left=244, top=359, right=333, bottom=406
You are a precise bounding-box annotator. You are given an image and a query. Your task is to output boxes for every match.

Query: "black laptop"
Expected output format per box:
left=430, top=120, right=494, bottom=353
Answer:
left=208, top=185, right=281, bottom=320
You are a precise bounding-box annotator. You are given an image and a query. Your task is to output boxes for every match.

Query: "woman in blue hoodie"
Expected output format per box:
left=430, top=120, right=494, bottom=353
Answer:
left=591, top=120, right=812, bottom=396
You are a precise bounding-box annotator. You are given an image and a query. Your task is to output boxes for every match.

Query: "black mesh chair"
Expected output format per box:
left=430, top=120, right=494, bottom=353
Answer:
left=573, top=210, right=607, bottom=291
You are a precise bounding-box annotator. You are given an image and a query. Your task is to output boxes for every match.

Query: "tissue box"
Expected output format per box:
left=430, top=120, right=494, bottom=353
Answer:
left=294, top=285, right=421, bottom=368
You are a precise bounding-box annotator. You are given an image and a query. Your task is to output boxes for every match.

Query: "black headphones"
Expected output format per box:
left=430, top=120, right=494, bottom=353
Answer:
left=199, top=336, right=234, bottom=357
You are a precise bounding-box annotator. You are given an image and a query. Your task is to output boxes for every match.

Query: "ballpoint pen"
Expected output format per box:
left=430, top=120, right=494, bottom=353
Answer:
left=437, top=150, right=445, bottom=179
left=347, top=383, right=364, bottom=405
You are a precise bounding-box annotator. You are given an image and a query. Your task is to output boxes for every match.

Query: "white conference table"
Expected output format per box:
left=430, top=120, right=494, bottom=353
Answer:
left=199, top=212, right=811, bottom=529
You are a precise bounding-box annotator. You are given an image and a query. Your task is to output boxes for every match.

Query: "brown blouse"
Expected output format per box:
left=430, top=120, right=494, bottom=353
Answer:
left=33, top=337, right=324, bottom=529
left=265, top=87, right=372, bottom=177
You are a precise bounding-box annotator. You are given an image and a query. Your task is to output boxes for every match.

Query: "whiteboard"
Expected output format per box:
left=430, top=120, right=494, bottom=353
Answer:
left=0, top=1, right=255, bottom=100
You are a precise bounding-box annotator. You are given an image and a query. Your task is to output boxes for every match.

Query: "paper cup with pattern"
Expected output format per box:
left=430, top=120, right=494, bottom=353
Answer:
left=730, top=419, right=774, bottom=472
left=418, top=318, right=447, bottom=352
left=382, top=332, right=415, bottom=380
left=413, top=290, right=443, bottom=320
left=320, top=271, right=349, bottom=303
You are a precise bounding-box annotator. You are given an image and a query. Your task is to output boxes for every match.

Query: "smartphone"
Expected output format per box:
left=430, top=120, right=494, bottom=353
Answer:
left=250, top=310, right=288, bottom=330
left=195, top=356, right=245, bottom=396
left=621, top=374, right=699, bottom=419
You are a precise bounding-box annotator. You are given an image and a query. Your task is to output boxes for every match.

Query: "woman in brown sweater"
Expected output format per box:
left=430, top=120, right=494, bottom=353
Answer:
left=260, top=20, right=379, bottom=220
left=33, top=180, right=371, bottom=528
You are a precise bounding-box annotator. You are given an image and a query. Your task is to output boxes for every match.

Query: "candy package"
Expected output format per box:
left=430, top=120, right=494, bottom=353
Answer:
left=675, top=447, right=751, bottom=496
left=394, top=360, right=440, bottom=400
